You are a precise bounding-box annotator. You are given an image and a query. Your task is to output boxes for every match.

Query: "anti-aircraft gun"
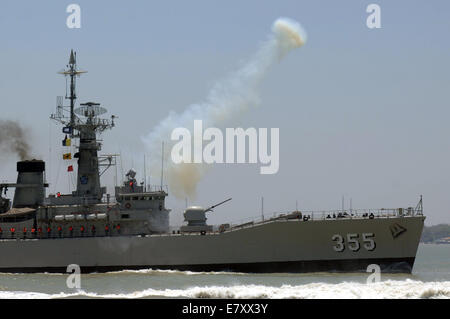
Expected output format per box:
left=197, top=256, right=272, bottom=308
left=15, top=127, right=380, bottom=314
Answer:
left=180, top=198, right=232, bottom=234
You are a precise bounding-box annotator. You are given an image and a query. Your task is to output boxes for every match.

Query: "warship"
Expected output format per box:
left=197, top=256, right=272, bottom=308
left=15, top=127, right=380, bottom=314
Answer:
left=0, top=51, right=425, bottom=273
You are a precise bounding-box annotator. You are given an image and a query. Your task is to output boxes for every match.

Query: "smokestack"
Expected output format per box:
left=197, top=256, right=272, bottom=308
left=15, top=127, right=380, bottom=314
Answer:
left=13, top=160, right=45, bottom=208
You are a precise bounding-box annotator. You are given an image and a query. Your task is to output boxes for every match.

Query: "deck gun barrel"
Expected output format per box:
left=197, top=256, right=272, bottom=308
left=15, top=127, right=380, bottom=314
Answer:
left=204, top=198, right=232, bottom=213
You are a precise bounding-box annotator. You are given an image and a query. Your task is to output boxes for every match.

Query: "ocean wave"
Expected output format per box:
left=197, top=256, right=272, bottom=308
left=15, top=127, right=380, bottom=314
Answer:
left=0, top=279, right=449, bottom=299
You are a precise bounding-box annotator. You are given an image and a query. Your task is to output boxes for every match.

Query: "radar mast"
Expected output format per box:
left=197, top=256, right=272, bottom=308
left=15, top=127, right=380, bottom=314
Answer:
left=50, top=50, right=116, bottom=203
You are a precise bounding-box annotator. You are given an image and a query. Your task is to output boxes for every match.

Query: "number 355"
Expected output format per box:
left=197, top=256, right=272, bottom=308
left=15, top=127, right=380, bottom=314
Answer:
left=332, top=233, right=376, bottom=252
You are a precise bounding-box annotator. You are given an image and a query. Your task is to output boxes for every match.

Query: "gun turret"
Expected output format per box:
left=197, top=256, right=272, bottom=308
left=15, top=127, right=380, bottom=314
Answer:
left=180, top=198, right=232, bottom=234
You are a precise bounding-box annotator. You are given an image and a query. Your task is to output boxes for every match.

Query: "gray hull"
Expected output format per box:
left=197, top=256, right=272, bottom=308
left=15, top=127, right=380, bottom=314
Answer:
left=0, top=215, right=424, bottom=273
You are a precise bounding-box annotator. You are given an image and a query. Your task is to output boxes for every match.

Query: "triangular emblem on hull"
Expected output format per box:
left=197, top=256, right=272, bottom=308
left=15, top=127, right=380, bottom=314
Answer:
left=390, top=223, right=407, bottom=239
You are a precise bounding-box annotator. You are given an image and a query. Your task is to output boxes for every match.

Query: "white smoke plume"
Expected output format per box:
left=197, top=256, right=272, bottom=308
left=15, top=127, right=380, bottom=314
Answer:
left=142, top=17, right=307, bottom=199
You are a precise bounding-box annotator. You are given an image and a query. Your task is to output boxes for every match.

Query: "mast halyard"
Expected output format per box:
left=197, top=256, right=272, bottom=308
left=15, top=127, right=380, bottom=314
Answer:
left=51, top=50, right=116, bottom=203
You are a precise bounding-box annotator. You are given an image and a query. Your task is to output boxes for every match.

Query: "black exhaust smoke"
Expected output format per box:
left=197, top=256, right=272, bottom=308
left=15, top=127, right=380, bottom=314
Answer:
left=0, top=120, right=31, bottom=160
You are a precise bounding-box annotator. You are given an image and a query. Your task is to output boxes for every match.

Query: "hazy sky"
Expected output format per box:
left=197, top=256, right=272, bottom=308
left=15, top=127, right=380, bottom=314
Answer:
left=1, top=1, right=449, bottom=226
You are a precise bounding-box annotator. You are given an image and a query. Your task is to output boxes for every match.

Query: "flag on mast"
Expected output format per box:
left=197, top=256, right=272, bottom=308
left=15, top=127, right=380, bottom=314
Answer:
left=62, top=135, right=71, bottom=146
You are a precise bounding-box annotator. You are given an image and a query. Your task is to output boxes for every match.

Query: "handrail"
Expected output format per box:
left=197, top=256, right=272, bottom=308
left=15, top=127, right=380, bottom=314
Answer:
left=228, top=206, right=423, bottom=229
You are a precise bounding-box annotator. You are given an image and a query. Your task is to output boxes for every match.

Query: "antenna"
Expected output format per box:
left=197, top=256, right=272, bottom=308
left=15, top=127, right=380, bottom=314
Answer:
left=143, top=154, right=146, bottom=192
left=261, top=196, right=264, bottom=221
left=114, top=154, right=118, bottom=187
left=56, top=96, right=63, bottom=118
left=160, top=141, right=164, bottom=191
left=119, top=151, right=124, bottom=185
left=55, top=49, right=88, bottom=136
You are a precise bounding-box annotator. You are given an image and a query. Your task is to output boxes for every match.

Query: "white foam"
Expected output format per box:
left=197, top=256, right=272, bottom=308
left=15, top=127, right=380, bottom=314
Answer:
left=104, top=268, right=246, bottom=276
left=1, top=280, right=449, bottom=299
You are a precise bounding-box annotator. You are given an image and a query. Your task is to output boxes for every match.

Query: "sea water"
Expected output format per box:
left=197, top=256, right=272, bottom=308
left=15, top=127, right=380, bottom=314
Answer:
left=0, top=244, right=448, bottom=299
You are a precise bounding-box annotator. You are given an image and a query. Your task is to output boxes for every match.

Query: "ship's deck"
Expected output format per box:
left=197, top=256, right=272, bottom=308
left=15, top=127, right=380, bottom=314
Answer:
left=163, top=206, right=424, bottom=236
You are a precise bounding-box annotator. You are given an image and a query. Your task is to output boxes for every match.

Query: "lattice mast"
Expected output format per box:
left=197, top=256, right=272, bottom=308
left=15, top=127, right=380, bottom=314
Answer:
left=51, top=50, right=116, bottom=201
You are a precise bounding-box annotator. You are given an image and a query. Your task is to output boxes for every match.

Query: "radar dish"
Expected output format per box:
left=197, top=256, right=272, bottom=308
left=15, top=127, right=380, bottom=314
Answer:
left=75, top=102, right=107, bottom=117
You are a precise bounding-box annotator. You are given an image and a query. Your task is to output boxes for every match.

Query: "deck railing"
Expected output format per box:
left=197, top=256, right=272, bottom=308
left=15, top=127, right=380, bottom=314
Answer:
left=228, top=206, right=423, bottom=230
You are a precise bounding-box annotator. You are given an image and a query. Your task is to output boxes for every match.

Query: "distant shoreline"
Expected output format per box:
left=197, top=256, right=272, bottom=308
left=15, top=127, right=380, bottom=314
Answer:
left=420, top=224, right=450, bottom=244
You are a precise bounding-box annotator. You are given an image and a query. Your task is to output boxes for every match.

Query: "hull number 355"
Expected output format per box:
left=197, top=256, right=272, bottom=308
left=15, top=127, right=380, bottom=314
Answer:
left=332, top=233, right=376, bottom=252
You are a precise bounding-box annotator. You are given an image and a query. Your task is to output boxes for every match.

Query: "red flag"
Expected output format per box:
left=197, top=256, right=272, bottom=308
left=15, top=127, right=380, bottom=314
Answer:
left=67, top=165, right=73, bottom=172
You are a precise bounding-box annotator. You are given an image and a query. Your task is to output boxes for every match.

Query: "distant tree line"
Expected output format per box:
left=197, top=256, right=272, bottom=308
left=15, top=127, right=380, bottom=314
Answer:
left=421, top=224, right=450, bottom=243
